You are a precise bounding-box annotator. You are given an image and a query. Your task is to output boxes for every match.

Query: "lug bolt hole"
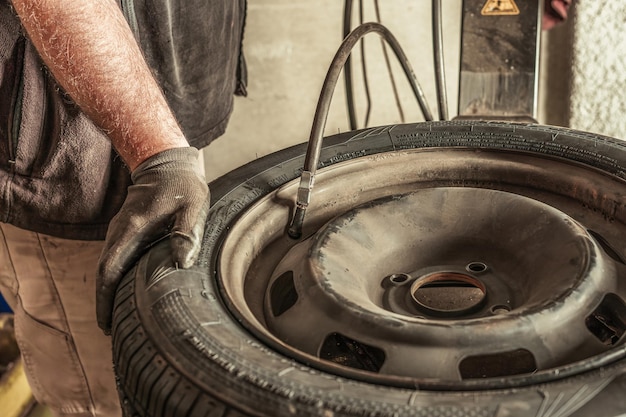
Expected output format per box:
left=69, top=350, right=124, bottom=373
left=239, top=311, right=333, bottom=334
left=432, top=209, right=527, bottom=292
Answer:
left=388, top=273, right=411, bottom=285
left=466, top=262, right=488, bottom=273
left=491, top=304, right=511, bottom=315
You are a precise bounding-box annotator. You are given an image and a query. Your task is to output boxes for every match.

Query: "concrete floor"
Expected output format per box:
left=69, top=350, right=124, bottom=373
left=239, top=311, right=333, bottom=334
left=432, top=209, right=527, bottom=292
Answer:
left=25, top=404, right=53, bottom=417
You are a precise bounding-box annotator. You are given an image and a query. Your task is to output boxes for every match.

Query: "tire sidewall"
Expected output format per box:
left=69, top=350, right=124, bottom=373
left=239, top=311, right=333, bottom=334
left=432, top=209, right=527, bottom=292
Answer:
left=114, top=121, right=626, bottom=417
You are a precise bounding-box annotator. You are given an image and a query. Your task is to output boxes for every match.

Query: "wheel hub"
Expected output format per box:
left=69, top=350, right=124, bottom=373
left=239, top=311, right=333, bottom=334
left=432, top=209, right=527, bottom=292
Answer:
left=263, top=188, right=613, bottom=380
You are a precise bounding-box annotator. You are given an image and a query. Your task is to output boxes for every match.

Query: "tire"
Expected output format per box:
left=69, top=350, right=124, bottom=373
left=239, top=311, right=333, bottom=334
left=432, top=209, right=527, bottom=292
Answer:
left=112, top=121, right=626, bottom=417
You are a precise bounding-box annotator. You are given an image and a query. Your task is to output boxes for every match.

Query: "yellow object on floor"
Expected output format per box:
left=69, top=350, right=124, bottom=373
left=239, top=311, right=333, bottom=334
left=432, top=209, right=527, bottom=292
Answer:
left=0, top=358, right=35, bottom=417
left=0, top=313, right=36, bottom=417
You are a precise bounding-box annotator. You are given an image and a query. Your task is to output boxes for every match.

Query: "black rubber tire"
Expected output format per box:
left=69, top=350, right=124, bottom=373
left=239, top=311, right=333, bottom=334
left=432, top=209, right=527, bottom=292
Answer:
left=112, top=121, right=626, bottom=417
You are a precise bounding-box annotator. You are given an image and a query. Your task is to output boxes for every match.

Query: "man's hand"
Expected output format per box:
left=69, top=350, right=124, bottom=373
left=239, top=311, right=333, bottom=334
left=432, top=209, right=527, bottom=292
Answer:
left=96, top=147, right=209, bottom=334
left=544, top=0, right=572, bottom=30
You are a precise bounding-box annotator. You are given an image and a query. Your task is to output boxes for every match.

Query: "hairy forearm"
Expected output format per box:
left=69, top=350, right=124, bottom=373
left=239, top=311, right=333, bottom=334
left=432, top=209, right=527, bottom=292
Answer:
left=11, top=0, right=188, bottom=170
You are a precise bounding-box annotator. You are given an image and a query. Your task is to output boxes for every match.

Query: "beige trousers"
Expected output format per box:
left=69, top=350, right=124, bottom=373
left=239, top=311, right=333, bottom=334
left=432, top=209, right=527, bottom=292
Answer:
left=0, top=223, right=121, bottom=417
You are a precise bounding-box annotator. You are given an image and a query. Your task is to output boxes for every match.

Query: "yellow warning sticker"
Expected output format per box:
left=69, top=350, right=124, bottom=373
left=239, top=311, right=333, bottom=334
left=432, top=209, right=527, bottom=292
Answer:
left=481, top=0, right=520, bottom=16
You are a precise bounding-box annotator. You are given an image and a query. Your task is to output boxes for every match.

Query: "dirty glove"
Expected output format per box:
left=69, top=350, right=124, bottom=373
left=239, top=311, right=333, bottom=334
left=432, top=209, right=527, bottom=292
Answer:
left=96, top=147, right=210, bottom=334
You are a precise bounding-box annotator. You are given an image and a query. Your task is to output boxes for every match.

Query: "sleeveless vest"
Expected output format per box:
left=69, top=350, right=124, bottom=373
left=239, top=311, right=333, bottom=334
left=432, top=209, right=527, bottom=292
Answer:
left=0, top=0, right=246, bottom=240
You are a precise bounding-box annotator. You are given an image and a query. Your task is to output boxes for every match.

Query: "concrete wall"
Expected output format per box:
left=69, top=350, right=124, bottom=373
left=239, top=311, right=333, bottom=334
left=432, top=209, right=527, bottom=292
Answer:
left=567, top=1, right=626, bottom=140
left=203, top=0, right=583, bottom=181
left=203, top=0, right=463, bottom=181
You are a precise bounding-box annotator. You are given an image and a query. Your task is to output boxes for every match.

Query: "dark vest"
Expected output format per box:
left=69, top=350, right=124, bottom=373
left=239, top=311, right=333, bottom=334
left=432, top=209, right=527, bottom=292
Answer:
left=0, top=0, right=246, bottom=240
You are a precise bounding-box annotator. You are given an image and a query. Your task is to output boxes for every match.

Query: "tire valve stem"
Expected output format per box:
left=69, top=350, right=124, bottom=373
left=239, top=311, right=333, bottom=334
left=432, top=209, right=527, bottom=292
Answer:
left=288, top=171, right=314, bottom=239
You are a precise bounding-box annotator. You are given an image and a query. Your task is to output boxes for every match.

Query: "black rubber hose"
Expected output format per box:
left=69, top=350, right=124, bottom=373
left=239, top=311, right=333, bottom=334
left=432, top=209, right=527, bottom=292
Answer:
left=374, top=0, right=406, bottom=124
left=288, top=22, right=434, bottom=238
left=432, top=0, right=449, bottom=120
left=342, top=0, right=358, bottom=130
left=358, top=0, right=373, bottom=128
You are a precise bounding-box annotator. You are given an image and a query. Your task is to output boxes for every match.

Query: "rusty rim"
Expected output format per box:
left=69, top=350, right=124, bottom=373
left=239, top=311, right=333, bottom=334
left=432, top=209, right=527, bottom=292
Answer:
left=216, top=148, right=626, bottom=389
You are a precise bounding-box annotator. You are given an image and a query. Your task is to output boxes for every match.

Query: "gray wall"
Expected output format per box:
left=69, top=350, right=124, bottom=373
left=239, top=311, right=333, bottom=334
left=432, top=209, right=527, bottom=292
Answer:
left=203, top=1, right=596, bottom=181
left=567, top=1, right=626, bottom=140
left=203, top=0, right=462, bottom=181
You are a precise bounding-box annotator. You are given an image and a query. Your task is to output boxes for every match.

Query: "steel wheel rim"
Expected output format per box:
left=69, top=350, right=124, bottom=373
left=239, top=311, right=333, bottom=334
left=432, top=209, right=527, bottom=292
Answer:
left=216, top=147, right=626, bottom=390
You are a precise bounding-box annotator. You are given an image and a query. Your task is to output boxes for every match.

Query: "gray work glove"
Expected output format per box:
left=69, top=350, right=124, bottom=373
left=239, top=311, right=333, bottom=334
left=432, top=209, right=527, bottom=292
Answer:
left=96, top=147, right=209, bottom=334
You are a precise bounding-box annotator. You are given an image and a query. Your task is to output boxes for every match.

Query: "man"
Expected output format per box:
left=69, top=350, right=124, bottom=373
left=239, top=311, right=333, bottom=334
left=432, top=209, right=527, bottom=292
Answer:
left=0, top=0, right=245, bottom=416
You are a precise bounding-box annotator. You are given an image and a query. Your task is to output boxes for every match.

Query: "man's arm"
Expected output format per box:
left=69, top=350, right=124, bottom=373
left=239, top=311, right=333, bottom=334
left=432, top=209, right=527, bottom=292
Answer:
left=11, top=0, right=187, bottom=169
left=11, top=0, right=210, bottom=333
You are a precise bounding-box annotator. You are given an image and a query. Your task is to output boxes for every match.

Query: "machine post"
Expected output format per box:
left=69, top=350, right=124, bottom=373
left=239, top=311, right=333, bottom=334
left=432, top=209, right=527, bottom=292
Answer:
left=457, top=0, right=542, bottom=121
